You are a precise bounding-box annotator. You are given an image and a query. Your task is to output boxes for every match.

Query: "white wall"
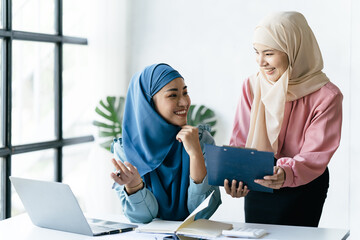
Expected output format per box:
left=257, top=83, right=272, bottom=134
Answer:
left=350, top=0, right=360, bottom=238
left=91, top=0, right=359, bottom=238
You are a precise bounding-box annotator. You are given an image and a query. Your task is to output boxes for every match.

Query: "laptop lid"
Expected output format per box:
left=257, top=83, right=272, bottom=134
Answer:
left=9, top=176, right=136, bottom=236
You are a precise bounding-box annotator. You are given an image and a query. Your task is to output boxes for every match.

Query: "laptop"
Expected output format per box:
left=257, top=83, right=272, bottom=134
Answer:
left=9, top=176, right=137, bottom=236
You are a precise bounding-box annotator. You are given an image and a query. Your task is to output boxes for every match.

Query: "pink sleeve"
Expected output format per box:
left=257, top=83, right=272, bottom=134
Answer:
left=230, top=78, right=252, bottom=147
left=278, top=92, right=343, bottom=187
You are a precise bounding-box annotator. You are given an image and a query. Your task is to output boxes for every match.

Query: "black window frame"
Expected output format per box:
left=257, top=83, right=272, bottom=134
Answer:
left=0, top=0, right=94, bottom=220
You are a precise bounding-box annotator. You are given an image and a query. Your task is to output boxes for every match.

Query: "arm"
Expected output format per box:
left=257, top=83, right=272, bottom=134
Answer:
left=230, top=78, right=253, bottom=147
left=111, top=139, right=159, bottom=223
left=277, top=91, right=343, bottom=187
left=176, top=126, right=207, bottom=183
left=186, top=128, right=221, bottom=219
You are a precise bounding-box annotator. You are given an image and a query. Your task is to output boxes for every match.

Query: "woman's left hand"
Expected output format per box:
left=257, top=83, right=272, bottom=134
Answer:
left=254, top=166, right=285, bottom=189
left=176, top=125, right=202, bottom=158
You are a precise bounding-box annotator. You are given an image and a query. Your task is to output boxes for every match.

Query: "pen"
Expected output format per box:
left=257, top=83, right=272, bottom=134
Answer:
left=111, top=170, right=121, bottom=189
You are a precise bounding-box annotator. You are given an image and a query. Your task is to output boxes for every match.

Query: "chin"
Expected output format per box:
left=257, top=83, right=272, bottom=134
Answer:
left=174, top=120, right=187, bottom=127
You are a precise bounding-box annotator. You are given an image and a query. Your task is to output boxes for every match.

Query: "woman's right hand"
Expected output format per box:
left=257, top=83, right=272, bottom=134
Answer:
left=224, top=179, right=250, bottom=198
left=110, top=158, right=143, bottom=194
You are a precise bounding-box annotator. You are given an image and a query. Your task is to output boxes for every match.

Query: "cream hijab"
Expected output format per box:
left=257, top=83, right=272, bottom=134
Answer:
left=246, top=11, right=329, bottom=153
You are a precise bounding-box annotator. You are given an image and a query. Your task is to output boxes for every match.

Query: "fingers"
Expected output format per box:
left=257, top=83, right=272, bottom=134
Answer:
left=263, top=166, right=281, bottom=180
left=254, top=179, right=282, bottom=189
left=237, top=182, right=249, bottom=196
left=255, top=166, right=285, bottom=189
left=231, top=179, right=238, bottom=197
left=176, top=126, right=198, bottom=142
left=111, top=158, right=121, bottom=170
left=224, top=179, right=231, bottom=194
left=224, top=179, right=249, bottom=198
left=110, top=159, right=138, bottom=185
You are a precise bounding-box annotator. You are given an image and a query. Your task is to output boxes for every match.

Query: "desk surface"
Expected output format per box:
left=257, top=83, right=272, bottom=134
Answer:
left=0, top=213, right=349, bottom=240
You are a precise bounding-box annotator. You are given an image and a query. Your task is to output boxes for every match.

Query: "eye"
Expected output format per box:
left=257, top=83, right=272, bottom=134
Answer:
left=168, top=94, right=177, bottom=98
left=183, top=91, right=188, bottom=96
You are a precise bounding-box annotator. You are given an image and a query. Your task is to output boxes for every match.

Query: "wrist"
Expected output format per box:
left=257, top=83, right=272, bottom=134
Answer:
left=125, top=179, right=144, bottom=195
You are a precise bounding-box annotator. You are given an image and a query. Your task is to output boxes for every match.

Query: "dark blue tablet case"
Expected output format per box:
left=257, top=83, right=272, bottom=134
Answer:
left=204, top=144, right=274, bottom=193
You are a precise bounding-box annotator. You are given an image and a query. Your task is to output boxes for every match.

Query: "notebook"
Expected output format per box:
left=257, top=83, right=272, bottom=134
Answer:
left=137, top=191, right=233, bottom=239
left=204, top=144, right=274, bottom=193
left=9, top=176, right=137, bottom=236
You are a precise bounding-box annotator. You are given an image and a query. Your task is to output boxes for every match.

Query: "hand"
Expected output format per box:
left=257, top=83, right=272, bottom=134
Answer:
left=176, top=125, right=202, bottom=158
left=224, top=179, right=249, bottom=198
left=254, top=166, right=285, bottom=189
left=176, top=125, right=206, bottom=183
left=110, top=158, right=143, bottom=194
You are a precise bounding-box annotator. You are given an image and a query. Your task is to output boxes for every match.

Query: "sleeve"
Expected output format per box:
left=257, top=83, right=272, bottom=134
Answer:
left=277, top=91, right=343, bottom=187
left=230, top=78, right=253, bottom=147
left=187, top=128, right=221, bottom=220
left=111, top=138, right=159, bottom=223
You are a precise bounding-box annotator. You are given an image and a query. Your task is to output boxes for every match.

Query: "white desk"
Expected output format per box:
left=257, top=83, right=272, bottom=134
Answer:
left=0, top=213, right=349, bottom=240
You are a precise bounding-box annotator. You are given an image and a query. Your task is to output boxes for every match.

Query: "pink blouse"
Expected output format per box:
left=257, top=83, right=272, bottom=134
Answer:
left=230, top=78, right=343, bottom=188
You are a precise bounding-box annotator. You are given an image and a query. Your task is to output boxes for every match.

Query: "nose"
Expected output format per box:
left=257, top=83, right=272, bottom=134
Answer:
left=257, top=54, right=268, bottom=67
left=178, top=95, right=189, bottom=107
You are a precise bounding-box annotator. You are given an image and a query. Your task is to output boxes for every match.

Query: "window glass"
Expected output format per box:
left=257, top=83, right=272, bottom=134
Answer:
left=11, top=149, right=55, bottom=216
left=0, top=0, right=3, bottom=29
left=0, top=158, right=4, bottom=220
left=63, top=0, right=88, bottom=37
left=12, top=41, right=55, bottom=145
left=0, top=39, right=3, bottom=147
left=63, top=142, right=94, bottom=212
left=63, top=44, right=94, bottom=138
left=12, top=0, right=55, bottom=34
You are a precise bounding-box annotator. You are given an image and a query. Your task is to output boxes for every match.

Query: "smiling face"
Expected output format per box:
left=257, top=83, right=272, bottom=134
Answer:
left=254, top=43, right=289, bottom=82
left=152, top=77, right=191, bottom=127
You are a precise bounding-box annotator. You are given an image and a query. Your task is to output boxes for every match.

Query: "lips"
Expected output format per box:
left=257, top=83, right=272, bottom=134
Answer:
left=174, top=109, right=187, bottom=116
left=264, top=68, right=275, bottom=74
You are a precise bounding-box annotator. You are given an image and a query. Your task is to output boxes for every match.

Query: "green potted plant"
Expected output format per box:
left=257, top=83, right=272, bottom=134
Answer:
left=93, top=96, right=217, bottom=151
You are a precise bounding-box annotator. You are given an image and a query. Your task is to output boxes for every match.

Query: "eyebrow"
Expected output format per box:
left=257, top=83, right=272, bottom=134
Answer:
left=165, top=86, right=187, bottom=92
left=254, top=47, right=274, bottom=53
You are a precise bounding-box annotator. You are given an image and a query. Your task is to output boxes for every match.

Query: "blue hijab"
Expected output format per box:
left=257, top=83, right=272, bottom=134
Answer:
left=122, top=63, right=190, bottom=220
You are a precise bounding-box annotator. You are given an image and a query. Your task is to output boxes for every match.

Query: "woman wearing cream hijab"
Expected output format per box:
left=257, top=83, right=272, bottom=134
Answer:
left=226, top=11, right=343, bottom=227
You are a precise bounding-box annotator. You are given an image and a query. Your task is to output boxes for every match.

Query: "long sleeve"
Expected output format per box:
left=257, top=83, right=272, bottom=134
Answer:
left=111, top=139, right=159, bottom=223
left=277, top=83, right=343, bottom=187
left=112, top=126, right=221, bottom=222
left=187, top=175, right=221, bottom=220
left=230, top=78, right=253, bottom=147
left=188, top=127, right=221, bottom=219
left=112, top=183, right=158, bottom=223
left=230, top=80, right=343, bottom=188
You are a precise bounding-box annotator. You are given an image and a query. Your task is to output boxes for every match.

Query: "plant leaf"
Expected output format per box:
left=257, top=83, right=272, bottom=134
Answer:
left=92, top=120, right=116, bottom=129
left=187, top=104, right=217, bottom=136
left=93, top=96, right=126, bottom=151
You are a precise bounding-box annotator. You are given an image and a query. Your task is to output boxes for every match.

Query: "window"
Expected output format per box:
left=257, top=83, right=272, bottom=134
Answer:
left=0, top=39, right=3, bottom=148
left=12, top=0, right=55, bottom=34
left=12, top=41, right=55, bottom=145
left=0, top=0, right=94, bottom=220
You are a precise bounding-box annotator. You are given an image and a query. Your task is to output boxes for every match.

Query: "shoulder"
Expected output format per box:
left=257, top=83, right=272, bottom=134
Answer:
left=310, top=82, right=343, bottom=106
left=240, top=75, right=257, bottom=102
left=299, top=82, right=343, bottom=114
left=321, top=82, right=343, bottom=99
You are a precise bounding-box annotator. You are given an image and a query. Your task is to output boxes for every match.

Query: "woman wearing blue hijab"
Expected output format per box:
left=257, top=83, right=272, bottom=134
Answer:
left=110, top=63, right=221, bottom=223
